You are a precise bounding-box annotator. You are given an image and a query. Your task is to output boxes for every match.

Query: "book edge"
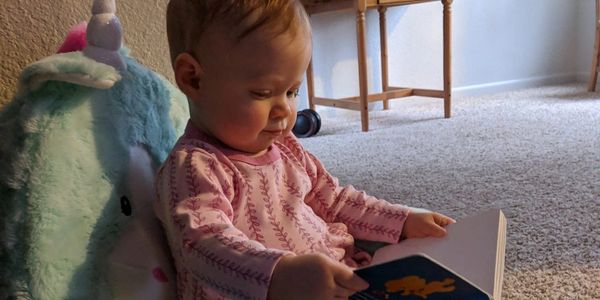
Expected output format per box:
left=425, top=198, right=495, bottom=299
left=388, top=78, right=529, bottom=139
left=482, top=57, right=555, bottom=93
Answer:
left=494, top=211, right=507, bottom=300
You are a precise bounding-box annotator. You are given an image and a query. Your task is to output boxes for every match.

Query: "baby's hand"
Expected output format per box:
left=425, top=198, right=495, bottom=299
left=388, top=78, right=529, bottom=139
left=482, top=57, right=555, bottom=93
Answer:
left=401, top=211, right=456, bottom=240
left=268, top=253, right=369, bottom=300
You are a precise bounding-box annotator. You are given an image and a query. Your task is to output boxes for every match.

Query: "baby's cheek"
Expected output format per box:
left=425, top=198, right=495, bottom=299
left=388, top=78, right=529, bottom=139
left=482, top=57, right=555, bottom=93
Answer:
left=287, top=112, right=297, bottom=131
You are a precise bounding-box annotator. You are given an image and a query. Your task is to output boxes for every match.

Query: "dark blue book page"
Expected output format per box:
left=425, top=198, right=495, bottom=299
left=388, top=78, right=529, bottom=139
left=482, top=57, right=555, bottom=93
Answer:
left=351, top=255, right=490, bottom=300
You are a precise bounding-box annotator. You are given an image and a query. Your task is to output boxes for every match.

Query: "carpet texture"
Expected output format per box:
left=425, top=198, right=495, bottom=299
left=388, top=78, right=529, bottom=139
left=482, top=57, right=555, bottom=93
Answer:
left=299, top=83, right=600, bottom=299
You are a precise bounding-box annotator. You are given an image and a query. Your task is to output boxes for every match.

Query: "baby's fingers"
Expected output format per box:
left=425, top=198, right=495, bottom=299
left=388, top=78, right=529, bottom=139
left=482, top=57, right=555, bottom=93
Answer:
left=426, top=221, right=448, bottom=237
left=332, top=263, right=369, bottom=292
left=433, top=212, right=456, bottom=226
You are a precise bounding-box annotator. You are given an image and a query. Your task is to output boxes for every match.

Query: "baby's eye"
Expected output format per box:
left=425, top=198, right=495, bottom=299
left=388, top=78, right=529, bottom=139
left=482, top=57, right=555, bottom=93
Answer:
left=287, top=89, right=300, bottom=98
left=251, top=90, right=272, bottom=99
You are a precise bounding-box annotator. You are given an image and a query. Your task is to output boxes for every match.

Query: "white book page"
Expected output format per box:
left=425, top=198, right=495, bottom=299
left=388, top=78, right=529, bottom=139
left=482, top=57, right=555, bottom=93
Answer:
left=370, top=209, right=504, bottom=296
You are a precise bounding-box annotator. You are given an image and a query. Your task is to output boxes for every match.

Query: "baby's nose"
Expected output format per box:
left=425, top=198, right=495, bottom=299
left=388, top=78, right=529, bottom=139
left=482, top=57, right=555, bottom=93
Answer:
left=271, top=96, right=292, bottom=118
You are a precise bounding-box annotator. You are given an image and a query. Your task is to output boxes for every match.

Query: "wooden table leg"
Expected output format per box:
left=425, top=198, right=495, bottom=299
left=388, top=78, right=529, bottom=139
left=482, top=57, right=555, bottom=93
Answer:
left=356, top=0, right=369, bottom=131
left=443, top=0, right=452, bottom=118
left=379, top=6, right=390, bottom=110
left=306, top=58, right=316, bottom=110
left=589, top=0, right=600, bottom=92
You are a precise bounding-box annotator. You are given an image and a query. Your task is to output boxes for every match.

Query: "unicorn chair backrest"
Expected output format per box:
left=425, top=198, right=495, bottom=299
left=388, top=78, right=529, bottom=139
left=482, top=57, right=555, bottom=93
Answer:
left=0, top=0, right=189, bottom=298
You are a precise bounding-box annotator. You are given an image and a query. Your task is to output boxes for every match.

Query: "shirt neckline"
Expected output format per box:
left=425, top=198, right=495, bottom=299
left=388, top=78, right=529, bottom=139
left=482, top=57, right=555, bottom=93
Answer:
left=182, top=120, right=281, bottom=166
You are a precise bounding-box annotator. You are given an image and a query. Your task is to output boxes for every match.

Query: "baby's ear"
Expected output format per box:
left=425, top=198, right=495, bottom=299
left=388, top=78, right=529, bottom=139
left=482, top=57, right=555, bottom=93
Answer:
left=173, top=52, right=203, bottom=97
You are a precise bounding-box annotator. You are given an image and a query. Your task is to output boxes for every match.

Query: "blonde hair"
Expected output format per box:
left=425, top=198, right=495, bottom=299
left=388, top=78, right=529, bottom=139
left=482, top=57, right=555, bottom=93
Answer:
left=166, top=0, right=310, bottom=64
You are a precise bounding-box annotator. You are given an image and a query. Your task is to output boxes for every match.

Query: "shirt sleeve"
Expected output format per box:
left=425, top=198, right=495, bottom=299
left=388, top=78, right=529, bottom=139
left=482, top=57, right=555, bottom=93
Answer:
left=155, top=146, right=293, bottom=300
left=284, top=136, right=409, bottom=244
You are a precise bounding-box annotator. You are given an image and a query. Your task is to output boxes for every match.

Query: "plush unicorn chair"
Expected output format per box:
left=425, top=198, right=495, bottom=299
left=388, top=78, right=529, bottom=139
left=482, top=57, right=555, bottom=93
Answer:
left=0, top=1, right=188, bottom=298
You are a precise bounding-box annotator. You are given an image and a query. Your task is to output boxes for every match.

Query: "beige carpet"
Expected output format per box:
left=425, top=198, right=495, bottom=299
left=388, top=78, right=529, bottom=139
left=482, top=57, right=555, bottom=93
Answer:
left=299, top=83, right=600, bottom=299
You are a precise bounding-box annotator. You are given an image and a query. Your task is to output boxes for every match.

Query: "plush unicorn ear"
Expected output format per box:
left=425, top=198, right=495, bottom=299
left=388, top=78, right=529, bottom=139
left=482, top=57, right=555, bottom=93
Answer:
left=83, top=0, right=127, bottom=71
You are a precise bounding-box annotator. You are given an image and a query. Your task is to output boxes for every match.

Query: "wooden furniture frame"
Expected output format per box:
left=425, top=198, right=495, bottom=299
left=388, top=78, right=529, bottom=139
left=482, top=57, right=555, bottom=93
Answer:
left=303, top=0, right=453, bottom=132
left=589, top=0, right=600, bottom=91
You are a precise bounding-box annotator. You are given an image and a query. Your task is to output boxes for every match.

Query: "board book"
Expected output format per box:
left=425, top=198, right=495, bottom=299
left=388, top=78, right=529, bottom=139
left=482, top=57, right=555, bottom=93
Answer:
left=351, top=209, right=507, bottom=300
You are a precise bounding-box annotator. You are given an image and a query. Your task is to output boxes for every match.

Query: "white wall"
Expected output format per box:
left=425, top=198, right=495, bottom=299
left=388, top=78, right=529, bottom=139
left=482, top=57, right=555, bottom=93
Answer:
left=299, top=0, right=595, bottom=109
left=578, top=0, right=596, bottom=73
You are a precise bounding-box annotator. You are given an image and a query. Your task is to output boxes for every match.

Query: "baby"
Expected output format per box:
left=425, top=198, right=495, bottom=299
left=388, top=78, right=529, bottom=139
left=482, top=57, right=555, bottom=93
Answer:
left=155, top=1, right=455, bottom=299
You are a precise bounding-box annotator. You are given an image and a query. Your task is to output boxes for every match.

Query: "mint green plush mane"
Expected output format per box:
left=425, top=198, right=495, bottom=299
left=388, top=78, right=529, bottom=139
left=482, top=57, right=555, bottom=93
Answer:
left=0, top=50, right=187, bottom=299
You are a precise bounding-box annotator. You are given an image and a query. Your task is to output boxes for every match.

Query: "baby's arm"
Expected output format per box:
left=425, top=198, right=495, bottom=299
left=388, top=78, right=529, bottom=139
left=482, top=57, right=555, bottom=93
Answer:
left=301, top=150, right=410, bottom=244
left=288, top=135, right=453, bottom=243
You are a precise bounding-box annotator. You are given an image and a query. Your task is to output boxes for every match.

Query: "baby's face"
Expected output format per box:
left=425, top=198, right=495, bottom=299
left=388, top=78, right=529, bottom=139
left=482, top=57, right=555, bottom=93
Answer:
left=190, top=24, right=312, bottom=155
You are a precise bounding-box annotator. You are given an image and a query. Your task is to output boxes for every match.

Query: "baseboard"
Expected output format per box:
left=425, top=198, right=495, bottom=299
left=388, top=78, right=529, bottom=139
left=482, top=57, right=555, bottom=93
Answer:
left=454, top=72, right=588, bottom=97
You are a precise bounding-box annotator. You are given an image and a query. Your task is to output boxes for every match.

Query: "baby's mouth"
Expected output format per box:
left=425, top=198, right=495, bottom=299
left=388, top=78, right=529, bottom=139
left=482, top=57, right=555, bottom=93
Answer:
left=263, top=129, right=283, bottom=135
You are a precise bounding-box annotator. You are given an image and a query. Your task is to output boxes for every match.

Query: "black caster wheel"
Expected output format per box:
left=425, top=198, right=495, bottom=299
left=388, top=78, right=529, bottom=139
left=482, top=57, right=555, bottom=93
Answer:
left=292, top=109, right=321, bottom=138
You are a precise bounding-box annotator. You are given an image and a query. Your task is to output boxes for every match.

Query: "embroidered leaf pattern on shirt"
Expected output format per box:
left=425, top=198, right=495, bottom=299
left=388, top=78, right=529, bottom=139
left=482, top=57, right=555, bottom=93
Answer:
left=184, top=197, right=202, bottom=211
left=191, top=211, right=205, bottom=226
left=305, top=162, right=317, bottom=183
left=258, top=170, right=296, bottom=251
left=194, top=272, right=256, bottom=300
left=311, top=191, right=336, bottom=222
left=195, top=284, right=210, bottom=299
left=240, top=172, right=265, bottom=243
left=229, top=176, right=244, bottom=212
left=278, top=186, right=317, bottom=252
left=168, top=155, right=185, bottom=231
left=176, top=270, right=190, bottom=297
left=203, top=196, right=230, bottom=224
left=347, top=197, right=408, bottom=220
left=338, top=214, right=401, bottom=239
left=281, top=201, right=295, bottom=217
left=221, top=180, right=232, bottom=199
left=184, top=152, right=201, bottom=196
left=183, top=238, right=271, bottom=287
left=215, top=235, right=284, bottom=260
left=299, top=210, right=339, bottom=259
left=281, top=135, right=305, bottom=161
left=272, top=163, right=280, bottom=180
left=279, top=149, right=305, bottom=171
left=283, top=172, right=303, bottom=198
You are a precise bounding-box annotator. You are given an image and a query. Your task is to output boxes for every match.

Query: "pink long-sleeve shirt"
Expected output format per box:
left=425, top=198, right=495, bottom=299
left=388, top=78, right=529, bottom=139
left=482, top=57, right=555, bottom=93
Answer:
left=154, top=121, right=410, bottom=300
